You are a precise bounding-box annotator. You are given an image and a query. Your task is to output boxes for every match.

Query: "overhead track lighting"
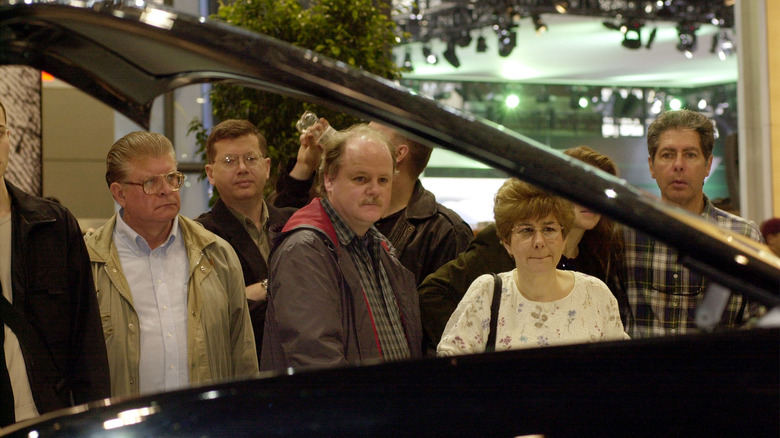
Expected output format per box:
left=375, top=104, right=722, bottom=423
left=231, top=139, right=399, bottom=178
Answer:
left=455, top=30, right=472, bottom=48
left=621, top=20, right=642, bottom=49
left=476, top=35, right=488, bottom=53
left=645, top=27, right=658, bottom=49
left=402, top=50, right=413, bottom=71
left=710, top=29, right=735, bottom=60
left=676, top=22, right=699, bottom=58
left=422, top=44, right=438, bottom=64
left=532, top=14, right=547, bottom=35
left=496, top=28, right=517, bottom=57
left=443, top=41, right=460, bottom=68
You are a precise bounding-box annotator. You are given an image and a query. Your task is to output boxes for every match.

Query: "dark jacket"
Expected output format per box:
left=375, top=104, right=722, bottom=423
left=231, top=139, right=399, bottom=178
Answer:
left=3, top=180, right=110, bottom=413
left=260, top=199, right=422, bottom=371
left=273, top=165, right=473, bottom=285
left=381, top=180, right=473, bottom=285
left=195, top=198, right=295, bottom=361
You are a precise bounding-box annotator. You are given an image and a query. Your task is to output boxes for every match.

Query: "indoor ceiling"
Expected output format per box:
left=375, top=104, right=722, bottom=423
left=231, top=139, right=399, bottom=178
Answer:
left=395, top=14, right=737, bottom=87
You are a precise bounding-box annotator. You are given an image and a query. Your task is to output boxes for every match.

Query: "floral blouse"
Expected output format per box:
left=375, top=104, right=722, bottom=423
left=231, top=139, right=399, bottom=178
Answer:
left=437, top=270, right=629, bottom=355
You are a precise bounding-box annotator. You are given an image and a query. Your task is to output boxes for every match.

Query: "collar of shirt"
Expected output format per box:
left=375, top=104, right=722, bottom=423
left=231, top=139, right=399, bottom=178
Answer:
left=320, top=197, right=382, bottom=249
left=115, top=208, right=180, bottom=256
left=227, top=200, right=269, bottom=232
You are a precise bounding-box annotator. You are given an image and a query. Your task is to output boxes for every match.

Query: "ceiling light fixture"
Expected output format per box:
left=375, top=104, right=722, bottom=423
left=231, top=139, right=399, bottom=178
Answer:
left=710, top=29, right=735, bottom=61
left=532, top=14, right=547, bottom=35
left=496, top=27, right=517, bottom=57
left=455, top=30, right=472, bottom=48
left=403, top=50, right=413, bottom=71
left=646, top=27, right=658, bottom=49
left=554, top=1, right=569, bottom=14
left=621, top=20, right=642, bottom=49
left=422, top=44, right=438, bottom=64
left=443, top=41, right=460, bottom=68
left=676, top=22, right=698, bottom=58
left=476, top=35, right=488, bottom=53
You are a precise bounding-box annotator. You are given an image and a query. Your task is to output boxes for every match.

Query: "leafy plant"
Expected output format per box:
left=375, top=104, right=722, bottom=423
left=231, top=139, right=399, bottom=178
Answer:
left=189, top=0, right=405, bottom=200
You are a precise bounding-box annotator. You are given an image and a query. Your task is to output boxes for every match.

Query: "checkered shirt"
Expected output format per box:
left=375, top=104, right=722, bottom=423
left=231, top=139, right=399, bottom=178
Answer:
left=321, top=198, right=411, bottom=360
left=621, top=196, right=764, bottom=338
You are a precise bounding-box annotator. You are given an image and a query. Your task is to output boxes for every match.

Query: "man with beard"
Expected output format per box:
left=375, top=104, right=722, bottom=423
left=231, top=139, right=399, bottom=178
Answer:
left=261, top=124, right=422, bottom=371
left=621, top=109, right=764, bottom=337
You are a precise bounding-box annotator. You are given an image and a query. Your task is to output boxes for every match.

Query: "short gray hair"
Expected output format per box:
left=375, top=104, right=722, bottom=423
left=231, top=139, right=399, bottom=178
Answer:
left=105, top=131, right=175, bottom=188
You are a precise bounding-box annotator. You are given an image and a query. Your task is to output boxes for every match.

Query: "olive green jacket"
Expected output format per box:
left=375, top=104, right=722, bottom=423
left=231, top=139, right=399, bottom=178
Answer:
left=85, top=213, right=258, bottom=398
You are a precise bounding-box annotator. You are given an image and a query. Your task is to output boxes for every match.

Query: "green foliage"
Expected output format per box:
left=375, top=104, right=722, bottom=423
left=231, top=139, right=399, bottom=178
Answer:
left=190, top=0, right=404, bottom=197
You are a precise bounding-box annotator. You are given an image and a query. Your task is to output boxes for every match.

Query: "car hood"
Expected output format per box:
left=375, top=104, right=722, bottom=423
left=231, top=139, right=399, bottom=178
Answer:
left=1, top=0, right=777, bottom=304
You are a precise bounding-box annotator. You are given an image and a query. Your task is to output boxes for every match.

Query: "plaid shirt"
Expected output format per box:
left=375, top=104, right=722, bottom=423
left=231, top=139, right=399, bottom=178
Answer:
left=321, top=199, right=411, bottom=361
left=622, top=196, right=764, bottom=338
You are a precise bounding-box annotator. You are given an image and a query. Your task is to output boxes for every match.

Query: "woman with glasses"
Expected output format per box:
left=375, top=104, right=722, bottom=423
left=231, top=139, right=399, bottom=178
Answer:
left=437, top=178, right=628, bottom=355
left=422, top=147, right=628, bottom=351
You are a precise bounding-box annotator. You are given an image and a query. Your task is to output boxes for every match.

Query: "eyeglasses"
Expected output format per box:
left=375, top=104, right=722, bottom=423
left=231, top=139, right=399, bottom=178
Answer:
left=123, top=171, right=185, bottom=195
left=216, top=153, right=262, bottom=168
left=511, top=224, right=564, bottom=242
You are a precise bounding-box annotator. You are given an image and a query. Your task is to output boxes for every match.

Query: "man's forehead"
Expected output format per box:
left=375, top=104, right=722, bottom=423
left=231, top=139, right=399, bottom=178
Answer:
left=129, top=155, right=176, bottom=174
left=214, top=134, right=260, bottom=152
left=658, top=130, right=702, bottom=150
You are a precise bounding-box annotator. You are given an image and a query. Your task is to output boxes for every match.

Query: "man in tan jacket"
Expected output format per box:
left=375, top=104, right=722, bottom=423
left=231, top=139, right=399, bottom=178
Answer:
left=85, top=131, right=258, bottom=398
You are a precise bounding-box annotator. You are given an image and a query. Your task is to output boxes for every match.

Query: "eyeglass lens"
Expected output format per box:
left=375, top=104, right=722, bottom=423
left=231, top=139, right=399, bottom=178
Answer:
left=220, top=153, right=260, bottom=167
left=143, top=172, right=184, bottom=194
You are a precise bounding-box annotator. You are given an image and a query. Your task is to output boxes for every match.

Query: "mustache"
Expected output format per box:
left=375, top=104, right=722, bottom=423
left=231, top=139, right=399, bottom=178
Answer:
left=360, top=197, right=382, bottom=206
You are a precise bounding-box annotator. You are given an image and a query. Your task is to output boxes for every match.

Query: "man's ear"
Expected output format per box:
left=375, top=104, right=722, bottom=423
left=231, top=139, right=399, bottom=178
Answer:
left=648, top=156, right=656, bottom=180
left=109, top=182, right=127, bottom=208
left=395, top=144, right=409, bottom=165
left=205, top=163, right=215, bottom=185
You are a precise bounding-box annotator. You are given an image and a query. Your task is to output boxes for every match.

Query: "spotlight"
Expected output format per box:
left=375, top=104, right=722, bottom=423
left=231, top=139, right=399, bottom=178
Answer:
left=676, top=22, right=698, bottom=58
left=711, top=29, right=734, bottom=61
left=403, top=50, right=413, bottom=71
left=476, top=35, right=488, bottom=53
left=422, top=44, right=438, bottom=64
left=621, top=21, right=642, bottom=49
left=532, top=14, right=547, bottom=35
left=554, top=1, right=569, bottom=14
left=646, top=27, right=657, bottom=49
left=443, top=41, right=460, bottom=68
left=455, top=31, right=472, bottom=48
left=496, top=28, right=517, bottom=57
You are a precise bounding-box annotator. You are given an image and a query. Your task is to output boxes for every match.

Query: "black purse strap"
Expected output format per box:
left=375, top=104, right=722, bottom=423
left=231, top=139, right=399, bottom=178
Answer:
left=485, top=273, right=502, bottom=352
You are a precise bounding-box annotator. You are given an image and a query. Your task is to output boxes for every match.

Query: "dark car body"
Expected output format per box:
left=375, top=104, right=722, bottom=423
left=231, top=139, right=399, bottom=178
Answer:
left=0, top=1, right=778, bottom=436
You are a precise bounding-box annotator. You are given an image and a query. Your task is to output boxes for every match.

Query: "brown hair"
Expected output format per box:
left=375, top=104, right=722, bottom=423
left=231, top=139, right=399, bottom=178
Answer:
left=105, top=131, right=175, bottom=188
left=564, top=146, right=622, bottom=277
left=647, top=109, right=715, bottom=159
left=493, top=178, right=574, bottom=244
left=317, top=123, right=396, bottom=196
left=205, top=119, right=267, bottom=163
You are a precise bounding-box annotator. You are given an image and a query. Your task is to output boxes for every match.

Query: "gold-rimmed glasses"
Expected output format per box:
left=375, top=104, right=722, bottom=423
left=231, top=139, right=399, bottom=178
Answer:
left=123, top=171, right=185, bottom=195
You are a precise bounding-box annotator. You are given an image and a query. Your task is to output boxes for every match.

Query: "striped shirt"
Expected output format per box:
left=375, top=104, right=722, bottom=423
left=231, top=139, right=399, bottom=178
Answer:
left=621, top=196, right=764, bottom=338
left=321, top=198, right=411, bottom=361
